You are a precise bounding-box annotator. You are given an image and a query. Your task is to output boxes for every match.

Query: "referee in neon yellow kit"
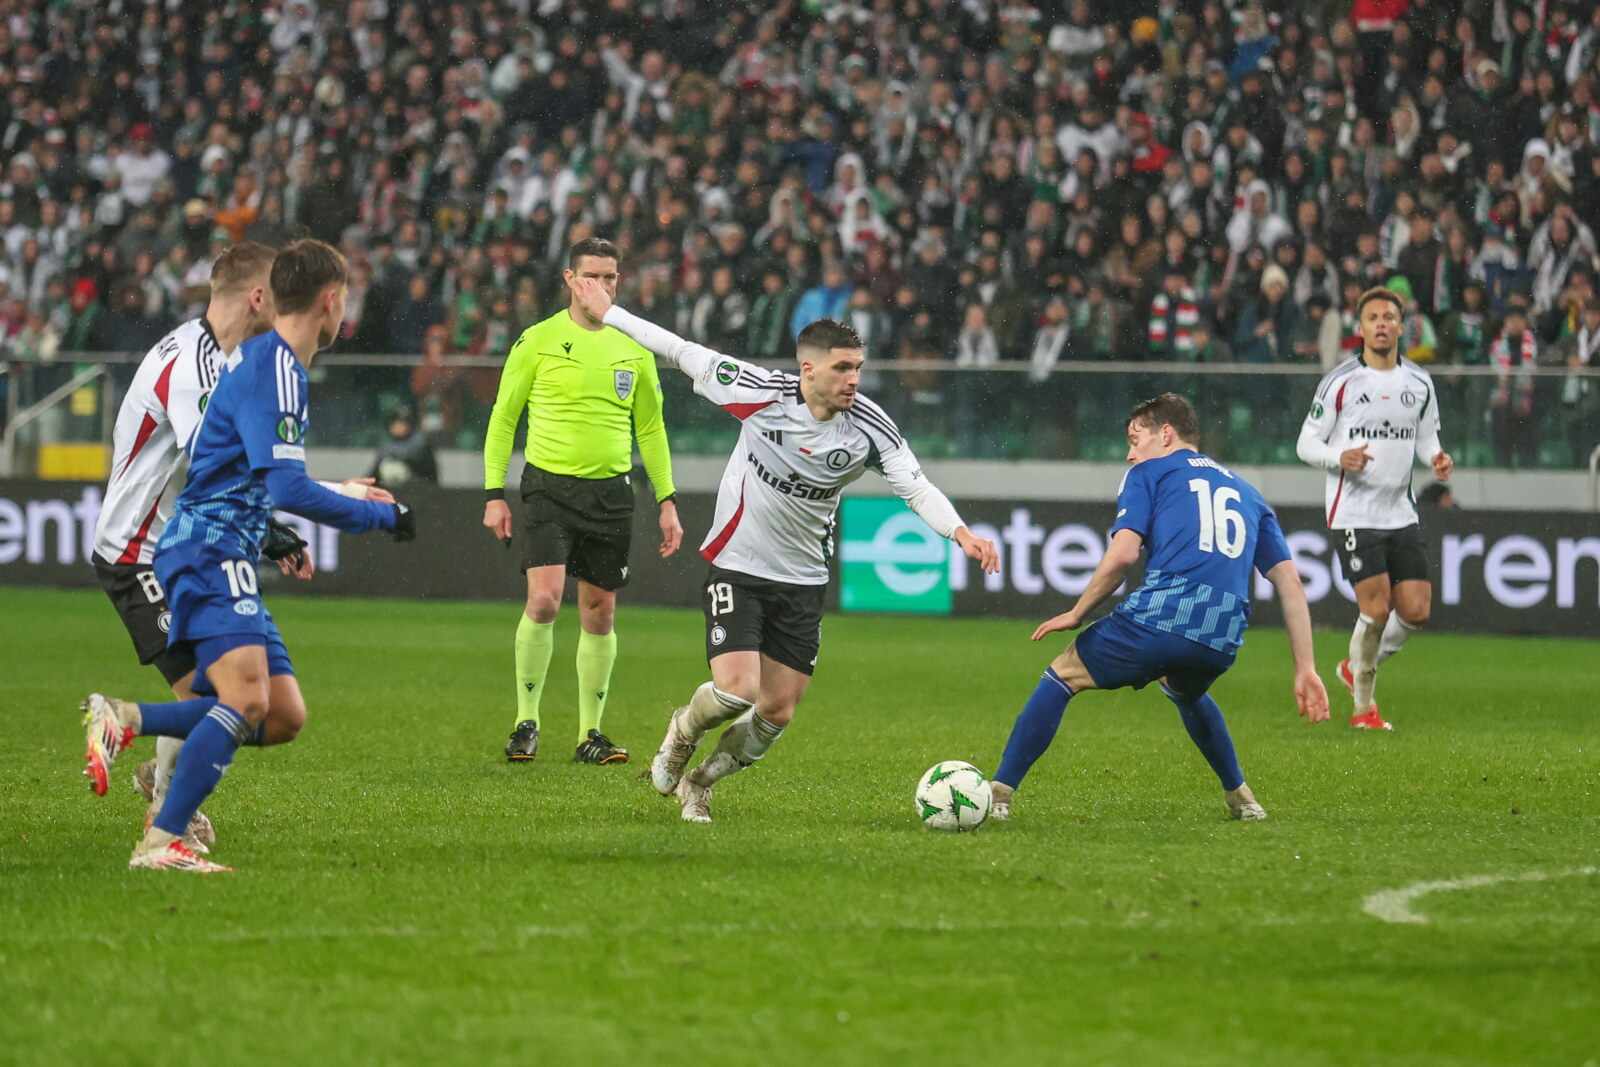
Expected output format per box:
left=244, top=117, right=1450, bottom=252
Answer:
left=484, top=237, right=681, bottom=765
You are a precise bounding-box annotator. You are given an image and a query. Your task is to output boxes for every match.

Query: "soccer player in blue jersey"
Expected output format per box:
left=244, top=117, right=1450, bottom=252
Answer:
left=80, top=239, right=417, bottom=872
left=990, top=393, right=1329, bottom=823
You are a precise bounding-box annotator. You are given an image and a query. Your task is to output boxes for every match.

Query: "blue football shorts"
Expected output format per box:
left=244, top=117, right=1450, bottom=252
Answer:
left=1072, top=611, right=1234, bottom=702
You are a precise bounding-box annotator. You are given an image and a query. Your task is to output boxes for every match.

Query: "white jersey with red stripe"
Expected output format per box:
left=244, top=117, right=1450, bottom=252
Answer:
left=603, top=306, right=966, bottom=585
left=92, top=318, right=225, bottom=565
left=1295, top=355, right=1443, bottom=530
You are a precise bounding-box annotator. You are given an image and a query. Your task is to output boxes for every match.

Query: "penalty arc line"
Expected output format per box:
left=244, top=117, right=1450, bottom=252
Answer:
left=1362, top=866, right=1600, bottom=925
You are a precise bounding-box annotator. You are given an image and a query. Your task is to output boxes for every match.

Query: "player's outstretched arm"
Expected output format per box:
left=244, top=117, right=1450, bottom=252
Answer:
left=1033, top=529, right=1143, bottom=640
left=871, top=430, right=999, bottom=572
left=571, top=277, right=733, bottom=381
left=1265, top=559, right=1329, bottom=723
left=263, top=467, right=410, bottom=539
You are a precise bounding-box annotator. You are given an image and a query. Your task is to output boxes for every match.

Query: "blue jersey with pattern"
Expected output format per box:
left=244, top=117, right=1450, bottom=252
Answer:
left=1110, top=450, right=1291, bottom=654
left=156, top=330, right=310, bottom=563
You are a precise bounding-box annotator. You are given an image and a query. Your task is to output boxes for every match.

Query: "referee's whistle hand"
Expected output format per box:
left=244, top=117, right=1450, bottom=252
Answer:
left=484, top=499, right=513, bottom=540
left=658, top=501, right=683, bottom=557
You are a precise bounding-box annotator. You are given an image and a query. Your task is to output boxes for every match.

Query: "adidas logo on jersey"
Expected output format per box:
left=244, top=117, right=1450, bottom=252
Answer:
left=762, top=429, right=784, bottom=445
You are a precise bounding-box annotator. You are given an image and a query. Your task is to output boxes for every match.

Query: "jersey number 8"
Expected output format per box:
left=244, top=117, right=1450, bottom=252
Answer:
left=1187, top=479, right=1246, bottom=559
left=220, top=559, right=259, bottom=598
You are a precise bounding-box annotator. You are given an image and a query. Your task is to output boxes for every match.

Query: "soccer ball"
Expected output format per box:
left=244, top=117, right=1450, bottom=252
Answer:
left=914, top=761, right=993, bottom=831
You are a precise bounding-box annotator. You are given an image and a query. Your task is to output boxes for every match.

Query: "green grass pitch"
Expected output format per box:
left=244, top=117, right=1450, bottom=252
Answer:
left=2, top=586, right=1597, bottom=1066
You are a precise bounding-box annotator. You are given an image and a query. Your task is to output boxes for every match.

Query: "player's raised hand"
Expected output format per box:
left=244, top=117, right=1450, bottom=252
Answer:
left=1339, top=444, right=1372, bottom=472
left=1293, top=667, right=1330, bottom=723
left=1431, top=450, right=1453, bottom=480
left=955, top=527, right=1000, bottom=574
left=340, top=477, right=396, bottom=504
left=484, top=498, right=513, bottom=541
left=569, top=275, right=614, bottom=320
left=659, top=499, right=683, bottom=557
left=1032, top=609, right=1084, bottom=642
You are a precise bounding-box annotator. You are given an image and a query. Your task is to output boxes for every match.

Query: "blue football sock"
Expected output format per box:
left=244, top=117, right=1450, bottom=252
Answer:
left=1166, top=689, right=1244, bottom=791
left=995, top=668, right=1074, bottom=789
left=152, top=704, right=251, bottom=838
left=136, top=698, right=216, bottom=738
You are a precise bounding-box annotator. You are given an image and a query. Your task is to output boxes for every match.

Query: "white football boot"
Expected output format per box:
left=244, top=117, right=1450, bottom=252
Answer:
left=1225, top=783, right=1268, bottom=821
left=675, top=770, right=716, bottom=823
left=649, top=706, right=700, bottom=797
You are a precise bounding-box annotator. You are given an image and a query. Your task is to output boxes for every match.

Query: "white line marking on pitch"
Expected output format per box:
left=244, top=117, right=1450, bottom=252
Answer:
left=1363, top=867, right=1600, bottom=925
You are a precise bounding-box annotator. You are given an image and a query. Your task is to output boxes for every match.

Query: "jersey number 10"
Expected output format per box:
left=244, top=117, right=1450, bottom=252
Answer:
left=220, top=559, right=259, bottom=598
left=1187, top=479, right=1246, bottom=559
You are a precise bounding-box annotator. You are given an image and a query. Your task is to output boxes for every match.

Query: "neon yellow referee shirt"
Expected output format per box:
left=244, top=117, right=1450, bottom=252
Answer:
left=483, top=309, right=675, bottom=501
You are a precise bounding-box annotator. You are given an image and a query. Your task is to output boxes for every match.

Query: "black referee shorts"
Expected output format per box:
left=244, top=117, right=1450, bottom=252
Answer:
left=1334, top=523, right=1431, bottom=586
left=518, top=465, right=635, bottom=590
left=92, top=556, right=197, bottom=686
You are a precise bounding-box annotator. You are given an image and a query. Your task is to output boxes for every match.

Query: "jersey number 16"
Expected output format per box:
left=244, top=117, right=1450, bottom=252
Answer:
left=1187, top=479, right=1245, bottom=559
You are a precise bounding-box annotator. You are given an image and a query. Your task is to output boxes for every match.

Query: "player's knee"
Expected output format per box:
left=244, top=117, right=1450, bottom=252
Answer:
left=1362, top=606, right=1391, bottom=629
left=756, top=704, right=794, bottom=728
left=265, top=698, right=307, bottom=744
left=1399, top=603, right=1430, bottom=627
left=525, top=595, right=559, bottom=624
left=235, top=690, right=271, bottom=724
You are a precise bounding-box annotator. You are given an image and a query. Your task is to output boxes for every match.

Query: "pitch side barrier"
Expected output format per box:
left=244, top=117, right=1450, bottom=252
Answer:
left=1, top=479, right=1596, bottom=638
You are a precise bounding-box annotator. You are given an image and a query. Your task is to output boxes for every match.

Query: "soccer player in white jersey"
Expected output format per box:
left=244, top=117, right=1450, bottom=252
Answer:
left=569, top=276, right=1001, bottom=823
left=91, top=242, right=388, bottom=848
left=1296, top=286, right=1454, bottom=730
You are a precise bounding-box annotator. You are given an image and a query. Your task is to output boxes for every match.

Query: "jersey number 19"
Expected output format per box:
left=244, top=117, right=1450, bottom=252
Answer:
left=1188, top=479, right=1245, bottom=559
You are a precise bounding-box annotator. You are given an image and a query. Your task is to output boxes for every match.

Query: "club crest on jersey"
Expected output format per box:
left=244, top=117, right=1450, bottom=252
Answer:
left=710, top=624, right=727, bottom=646
left=277, top=416, right=302, bottom=443
left=233, top=600, right=260, bottom=616
left=715, top=361, right=738, bottom=385
left=1401, top=390, right=1418, bottom=407
left=1310, top=401, right=1324, bottom=419
left=825, top=448, right=851, bottom=471
left=614, top=369, right=635, bottom=400
left=157, top=610, right=172, bottom=634
left=198, top=393, right=209, bottom=413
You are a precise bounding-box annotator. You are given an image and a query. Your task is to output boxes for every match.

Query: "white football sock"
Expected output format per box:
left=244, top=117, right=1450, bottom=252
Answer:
left=739, top=711, right=784, bottom=763
left=688, top=710, right=776, bottom=787
left=1376, top=613, right=1419, bottom=664
left=154, top=736, right=183, bottom=802
left=683, top=681, right=752, bottom=741
left=1349, top=613, right=1384, bottom=711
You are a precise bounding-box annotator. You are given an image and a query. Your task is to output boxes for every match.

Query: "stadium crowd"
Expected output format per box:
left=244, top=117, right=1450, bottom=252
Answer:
left=1, top=0, right=1599, bottom=465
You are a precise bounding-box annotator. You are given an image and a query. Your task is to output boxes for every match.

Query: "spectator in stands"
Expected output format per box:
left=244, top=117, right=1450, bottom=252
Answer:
left=372, top=405, right=440, bottom=486
left=1490, top=302, right=1541, bottom=468
left=789, top=259, right=851, bottom=340
left=746, top=268, right=794, bottom=361
left=1149, top=268, right=1201, bottom=361
left=389, top=273, right=443, bottom=356
left=411, top=325, right=466, bottom=441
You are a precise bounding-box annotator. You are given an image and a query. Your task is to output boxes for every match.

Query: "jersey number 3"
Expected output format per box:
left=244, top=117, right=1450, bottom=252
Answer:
left=1187, top=479, right=1246, bottom=559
